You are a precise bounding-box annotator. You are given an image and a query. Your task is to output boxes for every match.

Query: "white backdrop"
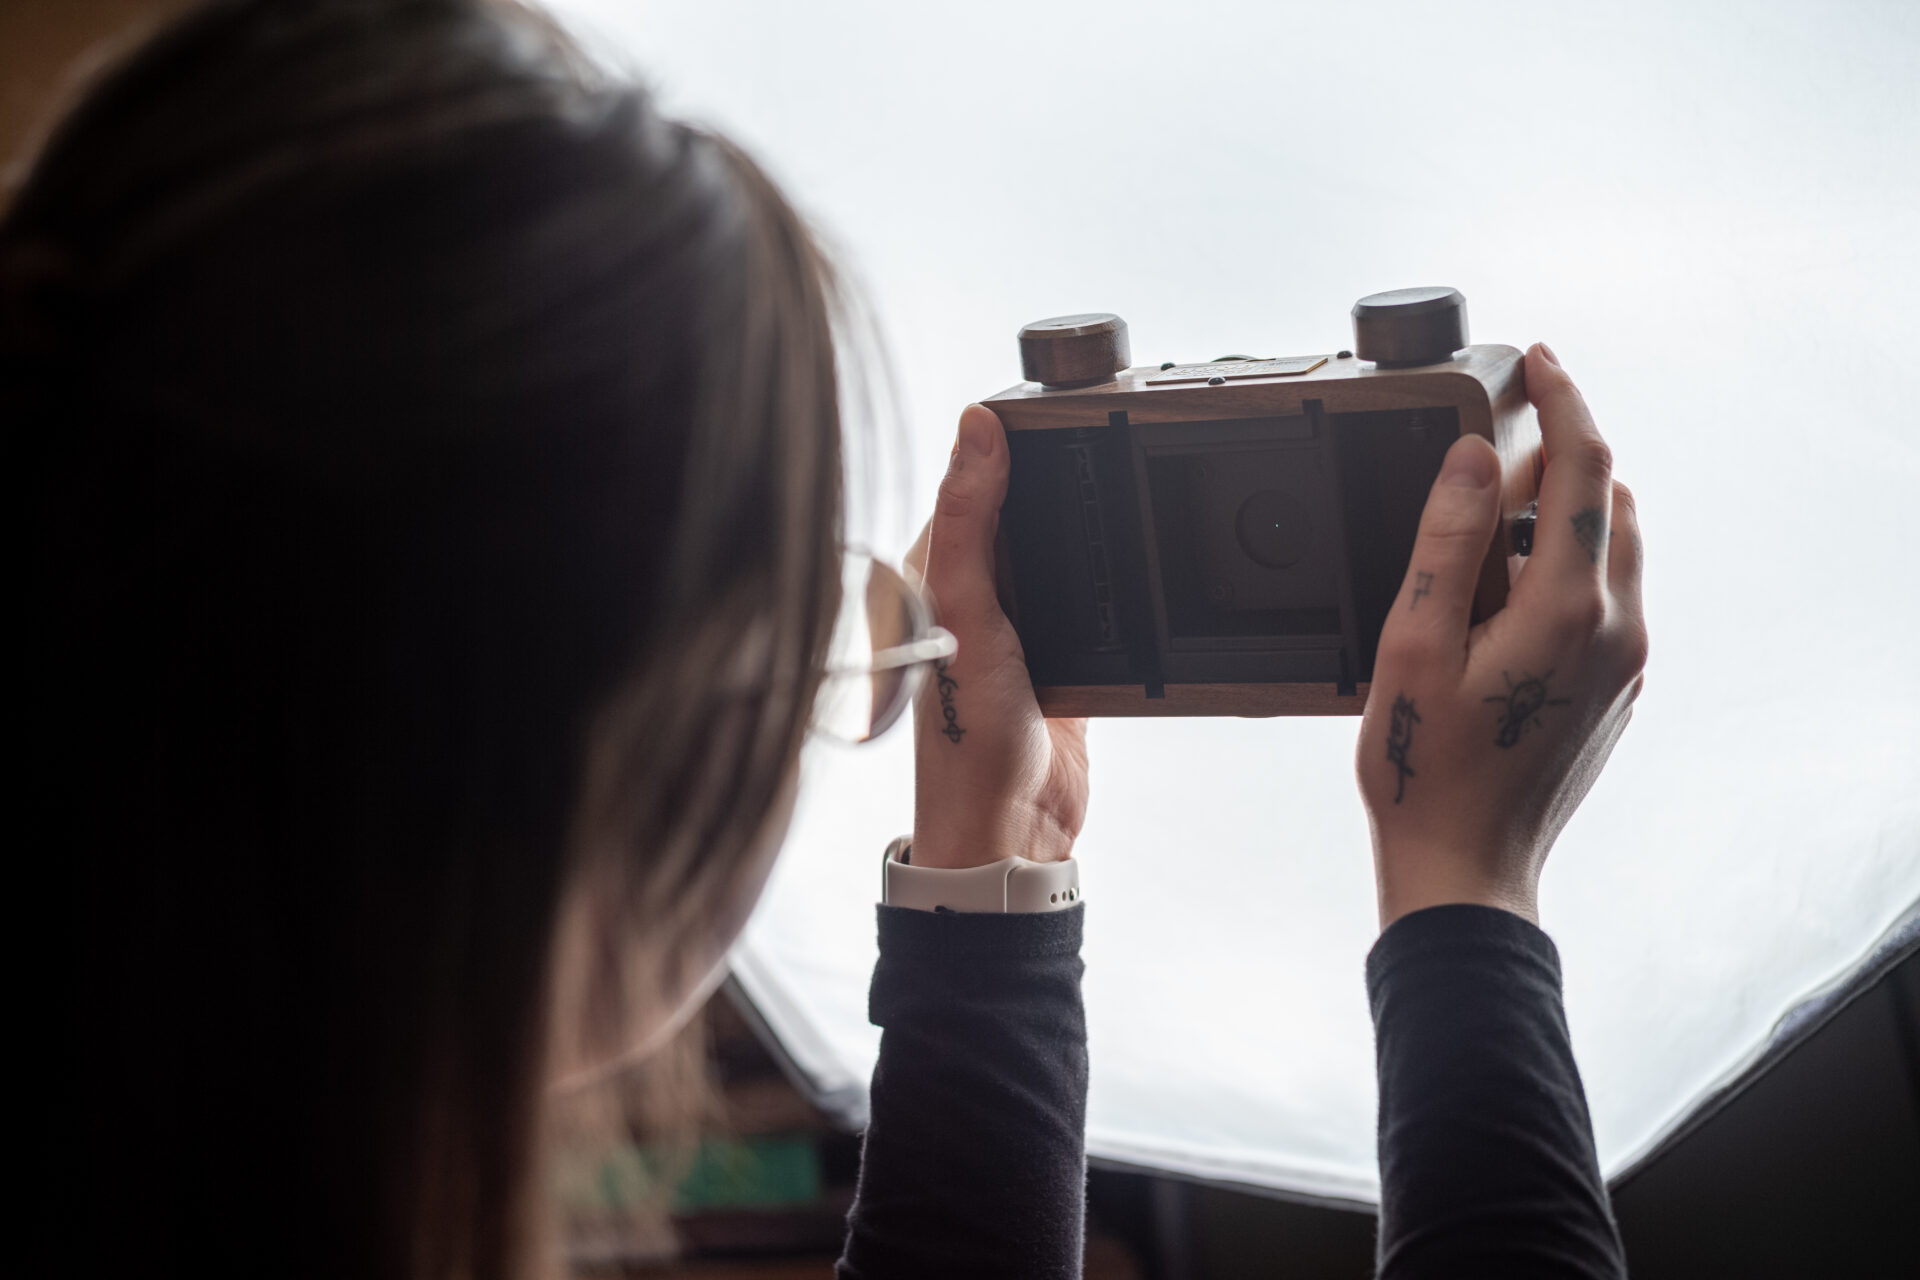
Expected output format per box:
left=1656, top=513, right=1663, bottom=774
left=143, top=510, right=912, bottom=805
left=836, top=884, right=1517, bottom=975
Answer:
left=549, top=0, right=1920, bottom=1200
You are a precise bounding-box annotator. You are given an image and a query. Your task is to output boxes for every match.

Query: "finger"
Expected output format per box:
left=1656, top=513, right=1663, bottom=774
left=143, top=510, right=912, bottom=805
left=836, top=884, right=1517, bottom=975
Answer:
left=1606, top=479, right=1649, bottom=682
left=1524, top=343, right=1615, bottom=582
left=1607, top=479, right=1644, bottom=610
left=1375, top=433, right=1502, bottom=670
left=902, top=519, right=932, bottom=591
left=923, top=404, right=1010, bottom=626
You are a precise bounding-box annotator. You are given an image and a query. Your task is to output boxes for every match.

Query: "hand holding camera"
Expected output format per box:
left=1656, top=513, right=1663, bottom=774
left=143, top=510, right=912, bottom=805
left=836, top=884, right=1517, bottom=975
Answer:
left=905, top=406, right=1090, bottom=872
left=1356, top=344, right=1647, bottom=926
left=903, top=301, right=1645, bottom=925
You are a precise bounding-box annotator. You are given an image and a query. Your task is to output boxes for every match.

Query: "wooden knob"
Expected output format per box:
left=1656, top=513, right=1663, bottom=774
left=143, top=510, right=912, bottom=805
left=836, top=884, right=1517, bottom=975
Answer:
left=1018, top=313, right=1131, bottom=388
left=1351, top=287, right=1468, bottom=367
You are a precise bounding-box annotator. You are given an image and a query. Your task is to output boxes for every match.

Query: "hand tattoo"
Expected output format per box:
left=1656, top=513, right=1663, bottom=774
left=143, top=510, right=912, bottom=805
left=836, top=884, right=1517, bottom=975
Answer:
left=1485, top=669, right=1571, bottom=748
left=934, top=661, right=965, bottom=744
left=1571, top=507, right=1607, bottom=564
left=1386, top=693, right=1420, bottom=803
left=1410, top=570, right=1434, bottom=610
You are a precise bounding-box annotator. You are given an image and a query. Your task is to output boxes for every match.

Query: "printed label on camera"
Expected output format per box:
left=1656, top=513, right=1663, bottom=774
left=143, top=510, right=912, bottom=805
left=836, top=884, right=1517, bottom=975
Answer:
left=1144, top=356, right=1328, bottom=385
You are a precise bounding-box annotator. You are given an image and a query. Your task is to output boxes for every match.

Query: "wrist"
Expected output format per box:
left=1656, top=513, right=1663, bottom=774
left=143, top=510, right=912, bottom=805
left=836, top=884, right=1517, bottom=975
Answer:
left=883, top=837, right=1081, bottom=913
left=1374, top=852, right=1539, bottom=930
left=909, top=819, right=1073, bottom=869
left=908, top=832, right=1018, bottom=870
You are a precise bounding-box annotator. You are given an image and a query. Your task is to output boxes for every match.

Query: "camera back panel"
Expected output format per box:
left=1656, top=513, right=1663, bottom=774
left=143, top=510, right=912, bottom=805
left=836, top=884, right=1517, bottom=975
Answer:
left=1003, top=403, right=1459, bottom=697
left=986, top=313, right=1541, bottom=716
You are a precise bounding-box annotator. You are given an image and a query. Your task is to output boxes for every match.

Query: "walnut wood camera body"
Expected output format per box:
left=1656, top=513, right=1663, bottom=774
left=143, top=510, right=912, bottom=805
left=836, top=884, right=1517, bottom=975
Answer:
left=985, top=313, right=1541, bottom=718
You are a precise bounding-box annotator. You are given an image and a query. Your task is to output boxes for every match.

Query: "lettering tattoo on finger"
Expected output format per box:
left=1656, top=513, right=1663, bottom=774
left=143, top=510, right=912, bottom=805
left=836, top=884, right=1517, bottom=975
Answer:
left=1571, top=507, right=1608, bottom=564
left=1485, top=669, right=1571, bottom=748
left=934, top=661, right=966, bottom=745
left=1386, top=694, right=1421, bottom=802
left=1409, top=570, right=1434, bottom=610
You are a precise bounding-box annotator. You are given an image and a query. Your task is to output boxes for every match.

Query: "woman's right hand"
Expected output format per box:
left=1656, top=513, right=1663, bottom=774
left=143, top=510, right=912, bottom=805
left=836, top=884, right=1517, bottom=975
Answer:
left=1354, top=344, right=1648, bottom=928
left=905, top=404, right=1090, bottom=872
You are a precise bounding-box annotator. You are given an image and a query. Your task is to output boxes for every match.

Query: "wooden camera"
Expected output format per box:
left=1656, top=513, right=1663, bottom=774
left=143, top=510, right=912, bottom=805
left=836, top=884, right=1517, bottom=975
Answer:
left=986, top=287, right=1543, bottom=717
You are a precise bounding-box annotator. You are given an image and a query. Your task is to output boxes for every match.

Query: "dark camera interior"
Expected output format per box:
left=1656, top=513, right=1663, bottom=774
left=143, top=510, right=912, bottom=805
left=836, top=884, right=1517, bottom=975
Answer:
left=1003, top=405, right=1461, bottom=697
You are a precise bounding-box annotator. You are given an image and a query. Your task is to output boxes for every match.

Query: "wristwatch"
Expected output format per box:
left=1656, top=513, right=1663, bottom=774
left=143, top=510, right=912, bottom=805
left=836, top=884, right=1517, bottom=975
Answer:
left=881, top=836, right=1081, bottom=913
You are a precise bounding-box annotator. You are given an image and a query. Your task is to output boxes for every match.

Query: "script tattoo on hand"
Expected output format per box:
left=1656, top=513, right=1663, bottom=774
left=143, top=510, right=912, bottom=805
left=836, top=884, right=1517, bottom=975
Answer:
left=1485, top=669, right=1572, bottom=748
left=1386, top=693, right=1421, bottom=803
left=1410, top=570, right=1434, bottom=610
left=1571, top=506, right=1608, bottom=564
left=934, top=661, right=965, bottom=744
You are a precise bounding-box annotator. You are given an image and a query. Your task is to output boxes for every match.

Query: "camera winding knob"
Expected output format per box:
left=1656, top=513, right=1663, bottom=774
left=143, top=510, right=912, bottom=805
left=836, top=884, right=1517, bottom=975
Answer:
left=1019, top=313, right=1132, bottom=389
left=1351, top=287, right=1469, bottom=367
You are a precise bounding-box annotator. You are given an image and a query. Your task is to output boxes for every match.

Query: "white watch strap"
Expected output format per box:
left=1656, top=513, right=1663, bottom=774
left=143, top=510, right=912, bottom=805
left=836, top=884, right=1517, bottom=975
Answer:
left=881, top=836, right=1081, bottom=914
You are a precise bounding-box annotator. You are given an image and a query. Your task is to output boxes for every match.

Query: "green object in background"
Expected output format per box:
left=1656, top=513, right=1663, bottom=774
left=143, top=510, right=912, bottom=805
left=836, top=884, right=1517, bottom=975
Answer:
left=673, top=1136, right=820, bottom=1210
left=577, top=1136, right=822, bottom=1214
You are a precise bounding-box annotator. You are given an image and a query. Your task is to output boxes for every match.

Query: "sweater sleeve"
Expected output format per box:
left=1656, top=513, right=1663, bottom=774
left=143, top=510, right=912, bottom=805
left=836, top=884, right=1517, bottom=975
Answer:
left=1367, top=903, right=1628, bottom=1279
left=837, top=903, right=1089, bottom=1280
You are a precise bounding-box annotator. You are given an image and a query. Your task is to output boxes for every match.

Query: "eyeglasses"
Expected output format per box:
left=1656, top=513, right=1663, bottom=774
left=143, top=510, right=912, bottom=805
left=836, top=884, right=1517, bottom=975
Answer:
left=811, top=548, right=957, bottom=745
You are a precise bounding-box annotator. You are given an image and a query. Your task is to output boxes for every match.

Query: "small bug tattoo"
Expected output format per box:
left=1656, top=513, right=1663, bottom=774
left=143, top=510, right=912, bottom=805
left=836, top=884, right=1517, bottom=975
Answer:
left=1485, top=669, right=1571, bottom=748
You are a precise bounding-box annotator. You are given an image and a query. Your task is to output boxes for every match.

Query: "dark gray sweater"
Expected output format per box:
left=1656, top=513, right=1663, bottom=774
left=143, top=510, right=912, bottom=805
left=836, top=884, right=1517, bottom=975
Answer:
left=837, top=901, right=1628, bottom=1279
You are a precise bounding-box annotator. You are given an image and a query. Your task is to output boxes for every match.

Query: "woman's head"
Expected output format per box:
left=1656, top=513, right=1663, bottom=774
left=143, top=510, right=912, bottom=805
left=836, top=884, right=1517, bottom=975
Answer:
left=8, top=0, right=841, bottom=1273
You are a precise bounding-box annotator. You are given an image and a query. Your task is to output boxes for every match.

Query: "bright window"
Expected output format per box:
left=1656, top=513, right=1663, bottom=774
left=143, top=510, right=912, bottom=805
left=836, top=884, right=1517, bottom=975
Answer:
left=549, top=0, right=1920, bottom=1200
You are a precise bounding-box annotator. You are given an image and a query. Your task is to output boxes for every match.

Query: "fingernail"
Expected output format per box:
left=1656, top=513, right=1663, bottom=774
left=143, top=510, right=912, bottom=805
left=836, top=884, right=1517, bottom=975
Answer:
left=1442, top=437, right=1497, bottom=488
left=956, top=407, right=993, bottom=459
left=1538, top=342, right=1561, bottom=368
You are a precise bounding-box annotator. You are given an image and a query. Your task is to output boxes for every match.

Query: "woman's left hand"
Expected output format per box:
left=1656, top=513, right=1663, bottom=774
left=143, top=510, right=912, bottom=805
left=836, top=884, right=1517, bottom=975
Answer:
left=905, top=404, right=1089, bottom=870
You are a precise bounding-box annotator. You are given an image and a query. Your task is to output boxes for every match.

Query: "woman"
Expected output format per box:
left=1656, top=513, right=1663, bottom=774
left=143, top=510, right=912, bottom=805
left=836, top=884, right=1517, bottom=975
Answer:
left=9, top=1, right=1645, bottom=1277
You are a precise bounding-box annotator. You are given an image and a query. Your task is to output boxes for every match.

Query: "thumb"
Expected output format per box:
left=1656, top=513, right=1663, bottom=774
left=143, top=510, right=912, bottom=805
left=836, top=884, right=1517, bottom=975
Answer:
left=925, top=404, right=1009, bottom=625
left=1378, top=433, right=1501, bottom=666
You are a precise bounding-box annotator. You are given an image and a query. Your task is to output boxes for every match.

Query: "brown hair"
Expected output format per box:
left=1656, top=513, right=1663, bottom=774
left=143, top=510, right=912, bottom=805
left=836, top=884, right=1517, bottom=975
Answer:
left=6, top=1, right=842, bottom=1275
